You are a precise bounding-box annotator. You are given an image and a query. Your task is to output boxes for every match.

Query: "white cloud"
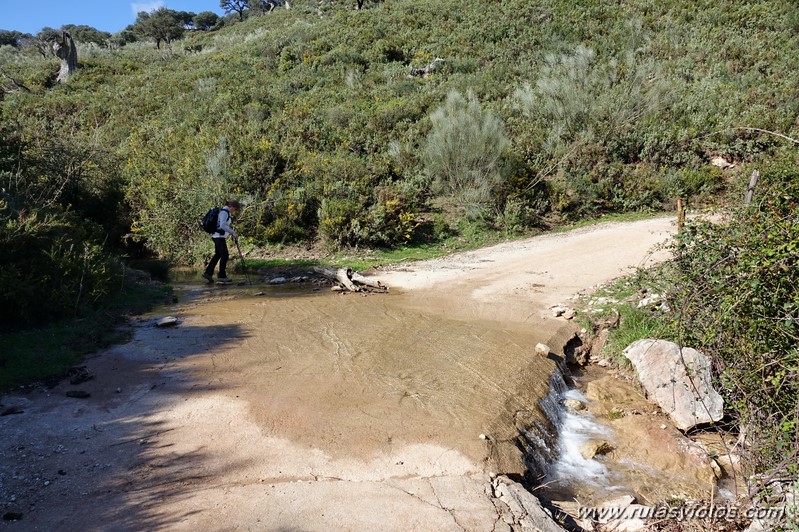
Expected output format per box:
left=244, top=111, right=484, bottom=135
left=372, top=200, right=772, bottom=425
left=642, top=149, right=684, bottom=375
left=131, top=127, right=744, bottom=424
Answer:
left=131, top=1, right=165, bottom=16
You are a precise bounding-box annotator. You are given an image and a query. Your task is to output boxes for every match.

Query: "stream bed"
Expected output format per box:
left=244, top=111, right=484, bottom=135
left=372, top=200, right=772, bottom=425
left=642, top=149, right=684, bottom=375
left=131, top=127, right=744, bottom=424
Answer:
left=166, top=272, right=729, bottom=514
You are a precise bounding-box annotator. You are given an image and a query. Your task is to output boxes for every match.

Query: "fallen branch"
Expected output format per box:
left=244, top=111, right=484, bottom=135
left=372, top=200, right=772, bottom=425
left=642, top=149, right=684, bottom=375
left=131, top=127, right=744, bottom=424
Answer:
left=351, top=271, right=385, bottom=290
left=313, top=267, right=387, bottom=292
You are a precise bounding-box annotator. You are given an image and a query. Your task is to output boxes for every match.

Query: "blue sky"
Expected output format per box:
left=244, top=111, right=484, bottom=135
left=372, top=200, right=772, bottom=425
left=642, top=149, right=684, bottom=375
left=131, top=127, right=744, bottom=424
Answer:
left=1, top=1, right=225, bottom=35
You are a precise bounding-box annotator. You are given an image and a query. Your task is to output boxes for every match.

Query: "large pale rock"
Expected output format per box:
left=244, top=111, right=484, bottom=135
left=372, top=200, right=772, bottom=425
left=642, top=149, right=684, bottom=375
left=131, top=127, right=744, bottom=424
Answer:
left=492, top=476, right=565, bottom=532
left=623, top=339, right=723, bottom=430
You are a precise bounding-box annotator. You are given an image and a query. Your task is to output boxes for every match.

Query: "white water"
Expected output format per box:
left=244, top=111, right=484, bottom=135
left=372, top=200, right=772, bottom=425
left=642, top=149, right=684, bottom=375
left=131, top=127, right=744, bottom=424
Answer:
left=551, top=388, right=614, bottom=483
left=533, top=371, right=628, bottom=504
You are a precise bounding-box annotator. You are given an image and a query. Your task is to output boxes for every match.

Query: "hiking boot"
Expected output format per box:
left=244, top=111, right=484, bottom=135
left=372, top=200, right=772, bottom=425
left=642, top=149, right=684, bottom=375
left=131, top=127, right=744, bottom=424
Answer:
left=202, top=272, right=213, bottom=283
left=216, top=276, right=233, bottom=284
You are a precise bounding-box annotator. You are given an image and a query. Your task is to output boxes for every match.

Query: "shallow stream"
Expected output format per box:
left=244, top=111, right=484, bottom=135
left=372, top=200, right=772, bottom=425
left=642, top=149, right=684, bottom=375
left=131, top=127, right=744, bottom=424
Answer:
left=163, top=268, right=728, bottom=512
left=161, top=272, right=559, bottom=476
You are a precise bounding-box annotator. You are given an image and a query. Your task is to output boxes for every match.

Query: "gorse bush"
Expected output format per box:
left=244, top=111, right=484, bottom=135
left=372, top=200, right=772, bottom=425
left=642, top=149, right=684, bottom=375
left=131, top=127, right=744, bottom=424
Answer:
left=424, top=90, right=509, bottom=213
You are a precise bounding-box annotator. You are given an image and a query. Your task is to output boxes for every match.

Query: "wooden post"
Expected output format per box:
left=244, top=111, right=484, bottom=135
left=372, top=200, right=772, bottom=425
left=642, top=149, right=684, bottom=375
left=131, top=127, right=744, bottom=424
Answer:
left=677, top=196, right=685, bottom=232
left=745, top=170, right=759, bottom=205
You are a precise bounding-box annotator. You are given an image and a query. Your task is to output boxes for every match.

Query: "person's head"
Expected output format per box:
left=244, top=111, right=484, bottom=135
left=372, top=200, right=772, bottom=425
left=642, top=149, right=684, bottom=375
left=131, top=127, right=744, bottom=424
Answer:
left=225, top=200, right=240, bottom=212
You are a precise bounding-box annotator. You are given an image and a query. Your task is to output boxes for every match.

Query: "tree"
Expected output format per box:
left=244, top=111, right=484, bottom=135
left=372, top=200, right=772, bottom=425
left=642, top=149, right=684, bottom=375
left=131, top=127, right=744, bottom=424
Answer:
left=251, top=0, right=283, bottom=14
left=110, top=28, right=137, bottom=48
left=220, top=0, right=250, bottom=21
left=193, top=11, right=221, bottom=30
left=61, top=25, right=111, bottom=47
left=0, top=30, right=27, bottom=48
left=133, top=8, right=185, bottom=49
left=22, top=27, right=61, bottom=57
left=174, top=11, right=197, bottom=29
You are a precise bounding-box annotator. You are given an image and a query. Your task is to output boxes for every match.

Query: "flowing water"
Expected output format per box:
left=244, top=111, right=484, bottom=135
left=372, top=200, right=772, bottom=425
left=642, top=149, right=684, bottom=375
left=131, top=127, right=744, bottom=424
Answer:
left=160, top=274, right=566, bottom=477
left=531, top=365, right=729, bottom=509
left=161, top=270, right=726, bottom=512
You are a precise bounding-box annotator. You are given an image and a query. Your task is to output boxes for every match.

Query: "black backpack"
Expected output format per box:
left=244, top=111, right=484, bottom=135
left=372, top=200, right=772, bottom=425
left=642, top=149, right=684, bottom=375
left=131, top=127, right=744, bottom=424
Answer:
left=201, top=207, right=220, bottom=234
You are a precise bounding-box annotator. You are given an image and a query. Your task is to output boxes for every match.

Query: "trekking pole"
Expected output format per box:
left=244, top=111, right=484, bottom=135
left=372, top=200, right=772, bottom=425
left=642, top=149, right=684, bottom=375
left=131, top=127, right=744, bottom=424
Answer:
left=234, top=239, right=252, bottom=285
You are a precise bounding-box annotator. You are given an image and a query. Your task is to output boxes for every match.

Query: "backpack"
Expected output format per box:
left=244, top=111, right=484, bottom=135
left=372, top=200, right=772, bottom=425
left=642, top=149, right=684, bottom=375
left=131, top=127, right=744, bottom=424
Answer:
left=201, top=207, right=220, bottom=234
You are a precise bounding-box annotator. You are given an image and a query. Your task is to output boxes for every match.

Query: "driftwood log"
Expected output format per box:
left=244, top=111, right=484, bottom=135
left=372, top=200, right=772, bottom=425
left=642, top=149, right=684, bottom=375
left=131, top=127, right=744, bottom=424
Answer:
left=313, top=267, right=387, bottom=292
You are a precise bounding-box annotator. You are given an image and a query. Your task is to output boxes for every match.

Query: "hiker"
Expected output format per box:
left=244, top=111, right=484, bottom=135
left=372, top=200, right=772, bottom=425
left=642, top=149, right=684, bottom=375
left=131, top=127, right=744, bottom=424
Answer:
left=202, top=200, right=240, bottom=284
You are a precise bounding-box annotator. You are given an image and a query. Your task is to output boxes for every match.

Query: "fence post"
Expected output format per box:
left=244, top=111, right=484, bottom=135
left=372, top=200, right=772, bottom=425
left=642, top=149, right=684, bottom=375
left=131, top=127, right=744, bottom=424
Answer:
left=677, top=196, right=685, bottom=232
left=745, top=170, right=760, bottom=205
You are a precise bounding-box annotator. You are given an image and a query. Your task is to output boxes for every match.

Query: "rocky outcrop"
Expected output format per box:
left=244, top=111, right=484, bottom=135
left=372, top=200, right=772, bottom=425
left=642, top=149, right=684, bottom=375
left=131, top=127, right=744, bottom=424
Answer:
left=623, top=339, right=723, bottom=431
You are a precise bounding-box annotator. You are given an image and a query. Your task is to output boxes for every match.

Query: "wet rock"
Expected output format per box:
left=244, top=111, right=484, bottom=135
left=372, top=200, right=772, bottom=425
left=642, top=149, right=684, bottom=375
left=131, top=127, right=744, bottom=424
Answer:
left=709, top=458, right=723, bottom=479
left=622, top=339, right=723, bottom=431
left=563, top=399, right=586, bottom=412
left=65, top=390, right=90, bottom=399
left=2, top=512, right=22, bottom=521
left=563, top=334, right=586, bottom=365
left=156, top=316, right=178, bottom=327
left=714, top=453, right=742, bottom=478
left=1, top=406, right=24, bottom=416
left=535, top=343, right=551, bottom=356
left=579, top=439, right=615, bottom=459
left=269, top=277, right=287, bottom=284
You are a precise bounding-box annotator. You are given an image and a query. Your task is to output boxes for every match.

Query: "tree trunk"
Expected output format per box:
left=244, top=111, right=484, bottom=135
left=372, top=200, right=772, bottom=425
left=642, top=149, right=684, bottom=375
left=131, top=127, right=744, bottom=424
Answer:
left=53, top=31, right=77, bottom=83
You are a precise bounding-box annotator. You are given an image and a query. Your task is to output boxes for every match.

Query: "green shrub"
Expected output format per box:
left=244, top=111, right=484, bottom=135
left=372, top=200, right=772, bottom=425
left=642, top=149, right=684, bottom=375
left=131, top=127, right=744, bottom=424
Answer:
left=423, top=89, right=510, bottom=210
left=0, top=206, right=121, bottom=326
left=668, top=153, right=799, bottom=477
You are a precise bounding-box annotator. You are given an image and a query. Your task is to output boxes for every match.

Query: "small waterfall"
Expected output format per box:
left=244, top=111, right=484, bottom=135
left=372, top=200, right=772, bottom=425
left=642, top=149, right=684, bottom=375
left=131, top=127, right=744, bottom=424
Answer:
left=520, top=367, right=622, bottom=500
left=546, top=387, right=613, bottom=484
left=517, top=370, right=569, bottom=478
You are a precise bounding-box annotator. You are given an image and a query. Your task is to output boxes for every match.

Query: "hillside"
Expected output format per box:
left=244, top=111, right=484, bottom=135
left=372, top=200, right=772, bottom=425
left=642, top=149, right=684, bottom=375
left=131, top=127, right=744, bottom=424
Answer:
left=3, top=1, right=798, bottom=242
left=1, top=0, right=797, bottom=514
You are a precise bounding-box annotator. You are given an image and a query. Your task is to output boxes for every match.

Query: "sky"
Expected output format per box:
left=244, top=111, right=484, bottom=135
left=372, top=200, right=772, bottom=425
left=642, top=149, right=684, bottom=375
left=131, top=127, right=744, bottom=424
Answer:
left=1, top=1, right=225, bottom=35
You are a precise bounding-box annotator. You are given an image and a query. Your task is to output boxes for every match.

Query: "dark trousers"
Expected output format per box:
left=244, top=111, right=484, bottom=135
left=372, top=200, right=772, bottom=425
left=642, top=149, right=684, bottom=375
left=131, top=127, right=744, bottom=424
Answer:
left=205, top=237, right=229, bottom=278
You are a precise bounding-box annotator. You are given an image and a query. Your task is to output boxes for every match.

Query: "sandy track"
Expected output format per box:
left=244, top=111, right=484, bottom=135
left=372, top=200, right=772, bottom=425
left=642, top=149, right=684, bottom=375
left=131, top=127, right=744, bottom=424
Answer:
left=0, top=217, right=677, bottom=531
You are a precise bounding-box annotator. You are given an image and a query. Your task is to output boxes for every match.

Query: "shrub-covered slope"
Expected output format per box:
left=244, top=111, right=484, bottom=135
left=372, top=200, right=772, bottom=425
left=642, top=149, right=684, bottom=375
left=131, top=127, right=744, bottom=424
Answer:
left=1, top=0, right=798, bottom=320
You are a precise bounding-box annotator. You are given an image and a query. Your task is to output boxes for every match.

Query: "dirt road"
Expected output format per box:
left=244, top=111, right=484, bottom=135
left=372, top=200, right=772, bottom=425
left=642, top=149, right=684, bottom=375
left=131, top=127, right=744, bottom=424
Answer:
left=0, top=217, right=676, bottom=531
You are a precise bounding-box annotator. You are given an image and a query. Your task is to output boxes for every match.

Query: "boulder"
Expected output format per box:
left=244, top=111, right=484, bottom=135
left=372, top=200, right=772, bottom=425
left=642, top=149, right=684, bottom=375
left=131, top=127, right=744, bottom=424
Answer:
left=623, top=339, right=723, bottom=430
left=156, top=316, right=179, bottom=327
left=492, top=476, right=565, bottom=532
left=563, top=398, right=586, bottom=412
